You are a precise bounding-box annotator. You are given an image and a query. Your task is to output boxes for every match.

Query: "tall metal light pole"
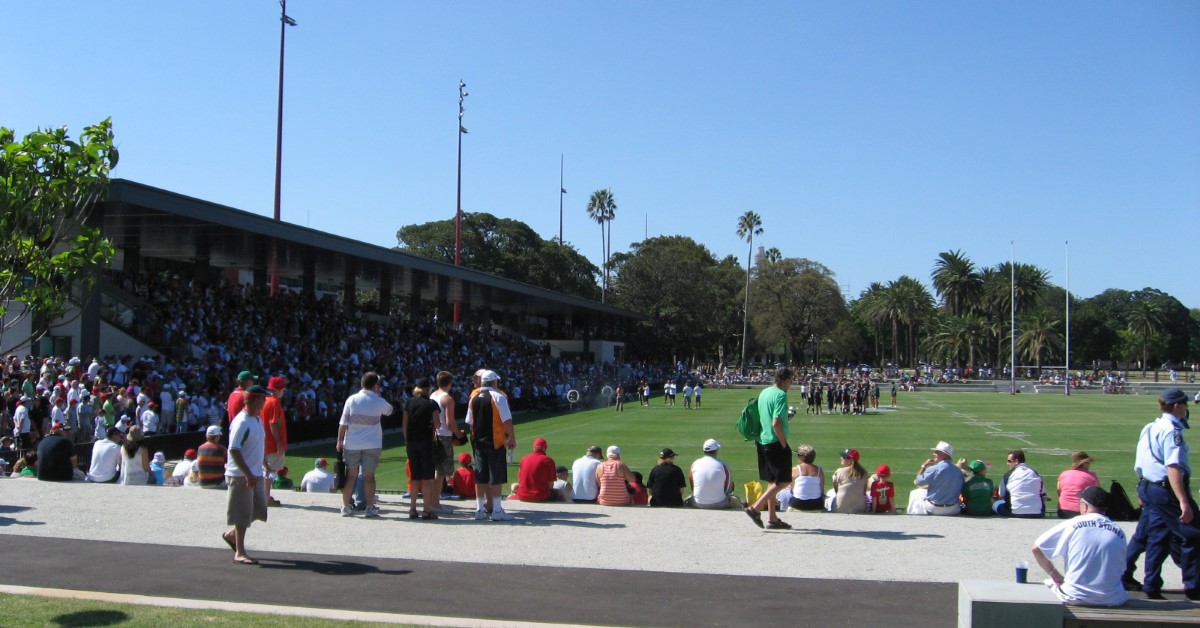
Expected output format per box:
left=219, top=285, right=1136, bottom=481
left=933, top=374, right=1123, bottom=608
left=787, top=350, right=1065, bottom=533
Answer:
left=453, top=80, right=468, bottom=325
left=559, top=154, right=565, bottom=244
left=270, top=0, right=297, bottom=296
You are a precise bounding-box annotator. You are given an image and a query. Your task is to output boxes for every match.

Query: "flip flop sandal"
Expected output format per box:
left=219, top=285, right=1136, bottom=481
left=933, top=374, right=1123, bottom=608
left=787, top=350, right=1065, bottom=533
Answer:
left=744, top=507, right=764, bottom=529
left=232, top=557, right=259, bottom=565
left=766, top=520, right=792, bottom=530
left=221, top=533, right=236, bottom=551
left=408, top=509, right=419, bottom=519
left=421, top=512, right=438, bottom=520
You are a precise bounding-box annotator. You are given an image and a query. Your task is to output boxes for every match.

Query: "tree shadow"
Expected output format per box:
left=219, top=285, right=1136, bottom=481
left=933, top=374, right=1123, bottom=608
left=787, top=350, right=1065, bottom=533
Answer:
left=53, top=610, right=128, bottom=627
left=258, top=558, right=412, bottom=576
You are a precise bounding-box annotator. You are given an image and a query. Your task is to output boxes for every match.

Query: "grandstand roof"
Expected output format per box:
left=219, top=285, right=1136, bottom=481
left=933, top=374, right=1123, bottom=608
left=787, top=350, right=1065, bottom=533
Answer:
left=99, top=179, right=643, bottom=323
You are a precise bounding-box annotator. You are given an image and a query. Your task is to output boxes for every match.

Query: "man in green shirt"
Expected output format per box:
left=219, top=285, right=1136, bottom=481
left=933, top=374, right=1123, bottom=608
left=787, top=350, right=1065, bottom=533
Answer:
left=746, top=367, right=794, bottom=530
left=962, top=460, right=994, bottom=516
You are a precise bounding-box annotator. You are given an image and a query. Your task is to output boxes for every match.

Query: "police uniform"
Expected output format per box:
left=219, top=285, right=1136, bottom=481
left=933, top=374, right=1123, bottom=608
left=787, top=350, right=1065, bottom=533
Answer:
left=1130, top=403, right=1200, bottom=597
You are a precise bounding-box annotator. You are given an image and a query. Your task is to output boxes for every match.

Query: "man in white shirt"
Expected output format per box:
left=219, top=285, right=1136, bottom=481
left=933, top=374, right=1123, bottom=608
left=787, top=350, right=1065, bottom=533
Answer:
left=85, top=427, right=123, bottom=483
left=171, top=448, right=197, bottom=486
left=223, top=385, right=269, bottom=565
left=687, top=438, right=739, bottom=509
left=570, top=445, right=604, bottom=503
left=1032, top=486, right=1128, bottom=606
left=995, top=449, right=1046, bottom=518
left=300, top=457, right=336, bottom=493
left=336, top=371, right=393, bottom=518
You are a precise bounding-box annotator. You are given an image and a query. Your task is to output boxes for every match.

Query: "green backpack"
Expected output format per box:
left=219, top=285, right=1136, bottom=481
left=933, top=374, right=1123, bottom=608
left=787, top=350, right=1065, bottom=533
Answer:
left=735, top=398, right=761, bottom=442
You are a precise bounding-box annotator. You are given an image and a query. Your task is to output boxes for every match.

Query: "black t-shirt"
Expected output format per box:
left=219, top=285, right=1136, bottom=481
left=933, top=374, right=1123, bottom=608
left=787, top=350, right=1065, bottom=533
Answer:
left=404, top=396, right=439, bottom=445
left=35, top=434, right=75, bottom=481
left=646, top=463, right=687, bottom=507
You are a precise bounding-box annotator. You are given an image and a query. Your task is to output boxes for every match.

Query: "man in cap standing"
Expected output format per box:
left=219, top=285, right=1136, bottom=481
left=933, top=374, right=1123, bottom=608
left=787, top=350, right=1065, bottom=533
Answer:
left=907, top=441, right=964, bottom=515
left=263, top=376, right=289, bottom=507
left=1032, top=486, right=1128, bottom=606
left=226, top=370, right=257, bottom=425
left=1128, top=388, right=1199, bottom=600
left=465, top=369, right=516, bottom=520
left=688, top=439, right=739, bottom=509
left=222, top=385, right=270, bottom=564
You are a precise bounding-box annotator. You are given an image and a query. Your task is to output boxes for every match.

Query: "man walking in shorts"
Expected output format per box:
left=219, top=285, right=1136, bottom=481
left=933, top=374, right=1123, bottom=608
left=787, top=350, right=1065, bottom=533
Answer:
left=746, top=368, right=793, bottom=530
left=336, top=372, right=393, bottom=518
left=222, top=385, right=269, bottom=564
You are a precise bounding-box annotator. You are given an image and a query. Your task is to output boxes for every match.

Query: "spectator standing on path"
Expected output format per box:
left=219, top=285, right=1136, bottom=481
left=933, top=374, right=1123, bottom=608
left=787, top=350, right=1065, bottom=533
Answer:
left=196, top=425, right=228, bottom=489
left=222, top=384, right=269, bottom=565
left=1128, top=388, right=1199, bottom=600
left=263, top=376, right=289, bottom=507
left=300, top=458, right=336, bottom=493
left=745, top=367, right=794, bottom=530
left=430, top=370, right=467, bottom=512
left=571, top=445, right=603, bottom=503
left=12, top=397, right=32, bottom=449
left=85, top=427, right=123, bottom=483
left=226, top=370, right=256, bottom=427
left=995, top=449, right=1046, bottom=518
left=907, top=441, right=964, bottom=516
left=688, top=439, right=740, bottom=509
left=1032, top=486, right=1129, bottom=607
left=646, top=447, right=687, bottom=507
left=337, top=372, right=393, bottom=518
left=36, top=422, right=77, bottom=481
left=403, top=377, right=442, bottom=520
left=466, top=370, right=516, bottom=521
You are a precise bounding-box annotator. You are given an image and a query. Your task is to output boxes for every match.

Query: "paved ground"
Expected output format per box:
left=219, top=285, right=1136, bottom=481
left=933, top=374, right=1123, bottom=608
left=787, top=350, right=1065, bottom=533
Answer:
left=0, top=479, right=1185, bottom=626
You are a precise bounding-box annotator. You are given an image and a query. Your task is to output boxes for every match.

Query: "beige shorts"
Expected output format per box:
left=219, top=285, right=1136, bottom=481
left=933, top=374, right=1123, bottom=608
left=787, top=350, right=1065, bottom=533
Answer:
left=344, top=448, right=381, bottom=473
left=226, top=476, right=268, bottom=527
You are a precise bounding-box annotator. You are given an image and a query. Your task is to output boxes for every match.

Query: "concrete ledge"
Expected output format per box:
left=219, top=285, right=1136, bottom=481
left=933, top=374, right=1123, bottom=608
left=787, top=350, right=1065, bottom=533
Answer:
left=959, top=580, right=1062, bottom=628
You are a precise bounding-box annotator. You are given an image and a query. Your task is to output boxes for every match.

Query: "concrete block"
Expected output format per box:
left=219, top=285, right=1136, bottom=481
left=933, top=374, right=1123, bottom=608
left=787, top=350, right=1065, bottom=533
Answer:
left=959, top=579, right=1062, bottom=628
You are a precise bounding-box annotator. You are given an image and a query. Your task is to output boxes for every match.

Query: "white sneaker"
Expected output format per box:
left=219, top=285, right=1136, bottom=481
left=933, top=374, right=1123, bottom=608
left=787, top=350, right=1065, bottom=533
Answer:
left=364, top=505, right=380, bottom=518
left=490, top=511, right=515, bottom=521
left=340, top=505, right=354, bottom=517
left=474, top=510, right=488, bottom=520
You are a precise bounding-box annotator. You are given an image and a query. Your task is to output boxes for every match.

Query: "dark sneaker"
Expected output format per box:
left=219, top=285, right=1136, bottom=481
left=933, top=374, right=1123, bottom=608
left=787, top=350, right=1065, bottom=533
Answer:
left=1122, top=576, right=1143, bottom=592
left=1144, top=590, right=1166, bottom=600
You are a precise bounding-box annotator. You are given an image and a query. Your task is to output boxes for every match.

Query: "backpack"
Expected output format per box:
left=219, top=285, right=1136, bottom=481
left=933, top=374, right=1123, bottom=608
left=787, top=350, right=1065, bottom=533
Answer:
left=1106, top=480, right=1141, bottom=522
left=735, top=398, right=761, bottom=442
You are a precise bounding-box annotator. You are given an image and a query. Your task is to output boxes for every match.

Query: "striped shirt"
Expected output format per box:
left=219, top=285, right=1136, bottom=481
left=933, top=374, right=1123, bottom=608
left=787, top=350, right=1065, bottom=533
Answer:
left=339, top=389, right=393, bottom=451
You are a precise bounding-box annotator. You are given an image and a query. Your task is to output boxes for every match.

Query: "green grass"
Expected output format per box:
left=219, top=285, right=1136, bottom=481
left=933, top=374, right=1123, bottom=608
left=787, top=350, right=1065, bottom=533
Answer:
left=284, top=389, right=1157, bottom=497
left=0, top=593, right=407, bottom=627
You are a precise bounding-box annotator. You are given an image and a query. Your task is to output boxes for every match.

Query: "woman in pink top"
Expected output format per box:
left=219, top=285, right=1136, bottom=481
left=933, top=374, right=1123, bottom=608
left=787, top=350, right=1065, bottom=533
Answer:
left=1056, top=451, right=1098, bottom=518
left=596, top=445, right=637, bottom=506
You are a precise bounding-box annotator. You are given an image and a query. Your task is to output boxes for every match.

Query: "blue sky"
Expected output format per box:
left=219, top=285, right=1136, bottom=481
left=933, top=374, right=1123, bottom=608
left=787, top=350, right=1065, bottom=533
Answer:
left=6, top=1, right=1198, bottom=308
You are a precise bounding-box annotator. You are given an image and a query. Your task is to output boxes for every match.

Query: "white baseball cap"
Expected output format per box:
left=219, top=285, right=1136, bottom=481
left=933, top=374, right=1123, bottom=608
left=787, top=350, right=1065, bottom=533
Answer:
left=703, top=438, right=721, bottom=452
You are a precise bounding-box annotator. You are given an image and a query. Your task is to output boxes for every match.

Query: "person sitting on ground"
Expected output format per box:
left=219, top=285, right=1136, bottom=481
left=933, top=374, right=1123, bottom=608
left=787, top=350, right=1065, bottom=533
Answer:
left=169, top=449, right=197, bottom=486
left=11, top=452, right=36, bottom=478
left=195, top=425, right=228, bottom=489
left=35, top=422, right=78, bottom=482
left=1056, top=451, right=1099, bottom=519
left=788, top=444, right=825, bottom=511
left=687, top=439, right=740, bottom=509
left=118, top=427, right=151, bottom=486
left=646, top=447, right=687, bottom=507
left=149, top=451, right=167, bottom=485
left=907, top=441, right=964, bottom=516
left=995, top=449, right=1046, bottom=518
left=830, top=448, right=868, bottom=513
left=570, top=445, right=604, bottom=503
left=300, top=458, right=336, bottom=493
left=510, top=437, right=558, bottom=502
left=451, top=452, right=477, bottom=499
left=552, top=465, right=573, bottom=502
left=596, top=445, right=638, bottom=506
left=868, top=464, right=896, bottom=513
left=273, top=466, right=294, bottom=490
left=630, top=471, right=649, bottom=506
left=961, top=460, right=995, bottom=516
left=1031, top=486, right=1128, bottom=607
left=86, top=427, right=123, bottom=483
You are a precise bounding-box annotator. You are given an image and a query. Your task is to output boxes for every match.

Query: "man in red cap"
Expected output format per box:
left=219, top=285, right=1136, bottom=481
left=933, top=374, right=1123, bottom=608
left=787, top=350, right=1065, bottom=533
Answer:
left=511, top=437, right=557, bottom=502
left=263, top=376, right=289, bottom=506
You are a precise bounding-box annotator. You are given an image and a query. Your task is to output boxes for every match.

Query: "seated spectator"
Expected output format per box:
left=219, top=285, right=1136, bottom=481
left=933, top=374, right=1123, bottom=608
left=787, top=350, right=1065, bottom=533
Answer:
left=995, top=449, right=1045, bottom=518
left=1032, top=486, right=1128, bottom=607
left=35, top=422, right=78, bottom=482
left=12, top=452, right=37, bottom=478
left=596, top=445, right=637, bottom=506
left=510, top=437, right=557, bottom=502
left=118, top=428, right=151, bottom=485
left=169, top=449, right=197, bottom=486
left=868, top=464, right=896, bottom=513
left=788, top=444, right=825, bottom=511
left=830, top=449, right=868, bottom=514
left=686, top=439, right=741, bottom=509
left=149, top=451, right=167, bottom=485
left=630, top=471, right=649, bottom=506
left=1056, top=451, right=1099, bottom=519
left=646, top=447, right=686, bottom=507
left=551, top=465, right=573, bottom=501
left=570, top=445, right=604, bottom=503
left=961, top=460, right=995, bottom=516
left=273, top=466, right=294, bottom=490
left=195, top=425, right=227, bottom=489
left=907, top=441, right=964, bottom=516
left=0, top=436, right=14, bottom=452
left=300, top=458, right=336, bottom=493
left=86, top=427, right=123, bottom=483
left=451, top=452, right=477, bottom=499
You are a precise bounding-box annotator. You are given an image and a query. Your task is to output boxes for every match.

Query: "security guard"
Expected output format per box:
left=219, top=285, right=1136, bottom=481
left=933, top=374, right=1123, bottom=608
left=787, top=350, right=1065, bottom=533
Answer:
left=1130, top=388, right=1199, bottom=599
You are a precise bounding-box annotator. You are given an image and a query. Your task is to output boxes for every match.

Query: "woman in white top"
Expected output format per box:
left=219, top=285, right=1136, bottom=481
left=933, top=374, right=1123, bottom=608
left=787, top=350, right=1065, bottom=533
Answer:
left=788, top=444, right=825, bottom=511
left=118, top=427, right=151, bottom=485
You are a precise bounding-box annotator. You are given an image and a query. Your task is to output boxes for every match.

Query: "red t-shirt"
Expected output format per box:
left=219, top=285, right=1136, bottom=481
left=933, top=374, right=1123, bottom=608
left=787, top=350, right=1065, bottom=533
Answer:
left=515, top=451, right=557, bottom=501
left=451, top=467, right=477, bottom=498
left=262, top=396, right=286, bottom=455
left=226, top=388, right=246, bottom=422
left=870, top=478, right=895, bottom=512
left=631, top=482, right=649, bottom=506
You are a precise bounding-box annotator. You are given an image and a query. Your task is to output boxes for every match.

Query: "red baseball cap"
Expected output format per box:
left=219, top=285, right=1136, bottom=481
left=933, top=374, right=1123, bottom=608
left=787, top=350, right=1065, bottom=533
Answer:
left=841, top=448, right=860, bottom=462
left=458, top=452, right=472, bottom=464
left=267, top=376, right=288, bottom=391
left=876, top=464, right=891, bottom=477
left=533, top=437, right=548, bottom=452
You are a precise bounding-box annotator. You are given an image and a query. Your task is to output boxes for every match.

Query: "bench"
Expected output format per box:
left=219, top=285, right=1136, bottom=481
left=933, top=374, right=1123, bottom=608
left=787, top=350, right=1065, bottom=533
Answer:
left=960, top=580, right=1200, bottom=627
left=1065, top=599, right=1200, bottom=627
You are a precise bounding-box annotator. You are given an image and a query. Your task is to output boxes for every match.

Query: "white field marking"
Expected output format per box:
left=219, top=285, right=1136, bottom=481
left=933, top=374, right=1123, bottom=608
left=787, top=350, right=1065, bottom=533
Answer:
left=1025, top=448, right=1074, bottom=456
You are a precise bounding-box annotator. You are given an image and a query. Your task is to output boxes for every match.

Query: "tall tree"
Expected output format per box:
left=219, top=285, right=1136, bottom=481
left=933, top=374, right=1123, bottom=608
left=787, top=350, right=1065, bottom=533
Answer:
left=0, top=119, right=118, bottom=352
left=1017, top=309, right=1062, bottom=373
left=586, top=189, right=617, bottom=302
left=1126, top=299, right=1163, bottom=373
left=735, top=211, right=763, bottom=373
left=931, top=249, right=982, bottom=316
left=749, top=257, right=848, bottom=364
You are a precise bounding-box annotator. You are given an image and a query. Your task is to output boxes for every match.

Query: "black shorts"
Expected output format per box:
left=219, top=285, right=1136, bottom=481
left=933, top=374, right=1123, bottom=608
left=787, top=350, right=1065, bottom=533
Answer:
left=790, top=496, right=824, bottom=511
left=474, top=445, right=508, bottom=485
left=407, top=440, right=436, bottom=481
left=757, top=441, right=791, bottom=484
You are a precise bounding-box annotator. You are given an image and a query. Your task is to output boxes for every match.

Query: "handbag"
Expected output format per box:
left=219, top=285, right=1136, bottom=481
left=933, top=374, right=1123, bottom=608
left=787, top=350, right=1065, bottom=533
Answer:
left=334, top=450, right=348, bottom=490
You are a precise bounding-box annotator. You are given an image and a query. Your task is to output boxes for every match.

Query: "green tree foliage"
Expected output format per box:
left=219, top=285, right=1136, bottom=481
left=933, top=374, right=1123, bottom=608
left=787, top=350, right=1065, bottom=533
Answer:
left=608, top=236, right=741, bottom=363
left=585, top=189, right=617, bottom=300
left=0, top=119, right=118, bottom=351
left=748, top=257, right=849, bottom=364
left=395, top=212, right=600, bottom=300
left=931, top=249, right=982, bottom=317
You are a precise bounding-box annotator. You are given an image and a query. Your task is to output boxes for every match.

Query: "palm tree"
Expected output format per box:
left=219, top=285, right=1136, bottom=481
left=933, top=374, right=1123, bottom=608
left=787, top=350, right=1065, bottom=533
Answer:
left=1017, top=309, right=1062, bottom=374
left=931, top=250, right=982, bottom=317
left=763, top=247, right=783, bottom=264
left=586, top=189, right=617, bottom=302
left=736, top=211, right=763, bottom=374
left=1126, top=299, right=1163, bottom=374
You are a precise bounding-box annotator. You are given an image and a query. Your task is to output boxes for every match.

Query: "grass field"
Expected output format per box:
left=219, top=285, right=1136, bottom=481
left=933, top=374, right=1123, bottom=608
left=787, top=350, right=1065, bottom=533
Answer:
left=283, top=389, right=1164, bottom=505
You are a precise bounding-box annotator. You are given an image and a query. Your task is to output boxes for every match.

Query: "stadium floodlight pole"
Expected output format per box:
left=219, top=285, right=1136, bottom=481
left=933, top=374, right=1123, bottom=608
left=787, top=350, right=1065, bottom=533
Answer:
left=270, top=0, right=297, bottom=296
left=1065, top=241, right=1071, bottom=396
left=453, top=80, right=468, bottom=326
left=1010, top=241, right=1016, bottom=395
left=559, top=154, right=566, bottom=244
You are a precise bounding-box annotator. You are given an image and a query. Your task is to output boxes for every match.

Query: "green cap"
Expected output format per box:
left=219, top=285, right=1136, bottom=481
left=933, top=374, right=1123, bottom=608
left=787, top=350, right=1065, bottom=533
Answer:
left=237, top=370, right=257, bottom=382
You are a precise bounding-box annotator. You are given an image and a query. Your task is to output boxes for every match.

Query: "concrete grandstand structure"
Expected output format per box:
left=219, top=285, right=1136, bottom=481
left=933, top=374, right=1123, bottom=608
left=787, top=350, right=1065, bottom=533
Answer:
left=7, top=179, right=641, bottom=362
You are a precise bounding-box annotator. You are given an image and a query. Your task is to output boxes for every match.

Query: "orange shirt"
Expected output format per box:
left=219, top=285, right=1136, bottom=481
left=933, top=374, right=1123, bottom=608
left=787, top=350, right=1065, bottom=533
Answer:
left=262, top=396, right=287, bottom=454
